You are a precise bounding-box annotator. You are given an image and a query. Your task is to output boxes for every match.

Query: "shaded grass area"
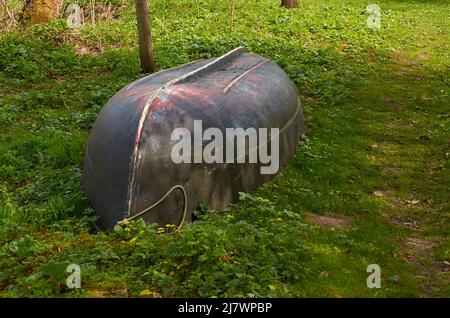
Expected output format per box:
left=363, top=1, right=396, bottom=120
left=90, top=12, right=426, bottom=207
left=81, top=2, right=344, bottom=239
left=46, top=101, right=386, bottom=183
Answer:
left=0, top=0, right=448, bottom=297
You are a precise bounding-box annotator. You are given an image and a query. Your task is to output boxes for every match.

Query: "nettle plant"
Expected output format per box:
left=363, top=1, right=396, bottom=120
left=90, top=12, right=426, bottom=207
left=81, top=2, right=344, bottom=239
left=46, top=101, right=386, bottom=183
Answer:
left=109, top=192, right=313, bottom=297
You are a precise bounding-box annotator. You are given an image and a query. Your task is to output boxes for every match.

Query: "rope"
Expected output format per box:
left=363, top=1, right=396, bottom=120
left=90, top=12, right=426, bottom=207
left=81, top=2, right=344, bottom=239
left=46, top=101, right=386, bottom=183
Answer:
left=117, top=185, right=188, bottom=229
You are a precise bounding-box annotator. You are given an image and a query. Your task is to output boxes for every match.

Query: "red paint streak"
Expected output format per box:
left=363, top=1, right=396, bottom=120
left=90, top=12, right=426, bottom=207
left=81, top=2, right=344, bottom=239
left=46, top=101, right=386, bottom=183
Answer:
left=150, top=97, right=171, bottom=113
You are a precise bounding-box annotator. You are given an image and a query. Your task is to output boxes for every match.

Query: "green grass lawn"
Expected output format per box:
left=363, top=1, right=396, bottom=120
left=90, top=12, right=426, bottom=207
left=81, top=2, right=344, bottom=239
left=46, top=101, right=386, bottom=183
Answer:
left=0, top=0, right=448, bottom=297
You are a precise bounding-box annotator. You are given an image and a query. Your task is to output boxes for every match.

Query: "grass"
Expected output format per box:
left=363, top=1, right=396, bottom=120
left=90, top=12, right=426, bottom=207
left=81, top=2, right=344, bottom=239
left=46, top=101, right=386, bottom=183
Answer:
left=0, top=0, right=448, bottom=297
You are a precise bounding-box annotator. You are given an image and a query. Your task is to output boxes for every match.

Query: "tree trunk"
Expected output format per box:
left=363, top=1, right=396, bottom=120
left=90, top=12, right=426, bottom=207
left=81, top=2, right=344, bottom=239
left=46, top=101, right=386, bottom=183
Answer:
left=281, top=0, right=298, bottom=9
left=135, top=0, right=155, bottom=73
left=20, top=0, right=62, bottom=24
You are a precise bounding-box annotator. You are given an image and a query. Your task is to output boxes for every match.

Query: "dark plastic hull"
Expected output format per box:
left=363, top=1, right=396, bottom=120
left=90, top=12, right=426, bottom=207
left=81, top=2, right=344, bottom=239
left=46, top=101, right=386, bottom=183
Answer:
left=82, top=47, right=306, bottom=230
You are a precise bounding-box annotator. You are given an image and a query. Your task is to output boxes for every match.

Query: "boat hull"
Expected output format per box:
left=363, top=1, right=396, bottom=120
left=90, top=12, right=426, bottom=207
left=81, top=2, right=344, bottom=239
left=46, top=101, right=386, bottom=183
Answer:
left=82, top=47, right=306, bottom=230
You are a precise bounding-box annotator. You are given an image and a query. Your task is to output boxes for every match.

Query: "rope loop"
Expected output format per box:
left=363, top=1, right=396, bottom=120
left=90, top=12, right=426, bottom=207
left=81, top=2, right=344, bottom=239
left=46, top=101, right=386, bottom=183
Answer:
left=118, top=185, right=187, bottom=229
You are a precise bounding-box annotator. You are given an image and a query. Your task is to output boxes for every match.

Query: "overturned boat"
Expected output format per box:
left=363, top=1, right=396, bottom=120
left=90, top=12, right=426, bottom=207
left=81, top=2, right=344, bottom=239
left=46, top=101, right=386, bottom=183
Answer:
left=82, top=47, right=306, bottom=230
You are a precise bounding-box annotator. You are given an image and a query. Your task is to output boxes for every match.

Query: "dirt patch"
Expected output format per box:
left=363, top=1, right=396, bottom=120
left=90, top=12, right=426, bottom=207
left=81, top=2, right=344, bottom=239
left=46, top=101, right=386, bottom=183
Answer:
left=399, top=236, right=442, bottom=297
left=390, top=51, right=423, bottom=68
left=306, top=213, right=353, bottom=229
left=372, top=190, right=400, bottom=203
left=74, top=43, right=104, bottom=56
left=404, top=237, right=433, bottom=255
left=381, top=166, right=403, bottom=177
left=373, top=189, right=424, bottom=211
left=89, top=285, right=129, bottom=297
left=384, top=213, right=423, bottom=229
